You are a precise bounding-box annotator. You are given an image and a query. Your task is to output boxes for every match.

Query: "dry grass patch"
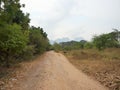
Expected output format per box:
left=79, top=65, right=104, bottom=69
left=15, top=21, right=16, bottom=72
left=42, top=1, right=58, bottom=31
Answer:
left=65, top=48, right=120, bottom=90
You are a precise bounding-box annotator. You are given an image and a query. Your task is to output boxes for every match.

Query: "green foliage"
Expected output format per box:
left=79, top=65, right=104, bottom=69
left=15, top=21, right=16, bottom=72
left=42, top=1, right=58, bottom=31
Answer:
left=0, top=0, right=30, bottom=29
left=29, top=26, right=49, bottom=54
left=53, top=40, right=87, bottom=51
left=18, top=45, right=35, bottom=60
left=52, top=30, right=119, bottom=52
left=0, top=23, right=27, bottom=53
left=0, top=23, right=28, bottom=67
left=53, top=43, right=62, bottom=51
left=92, top=32, right=119, bottom=50
left=84, top=42, right=93, bottom=49
left=0, top=0, right=50, bottom=67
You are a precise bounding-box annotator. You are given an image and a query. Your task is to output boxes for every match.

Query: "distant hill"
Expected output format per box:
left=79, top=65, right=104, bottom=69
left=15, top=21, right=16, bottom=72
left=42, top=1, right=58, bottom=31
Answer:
left=50, top=37, right=84, bottom=44
left=55, top=37, right=70, bottom=43
left=50, top=37, right=70, bottom=44
left=59, top=40, right=87, bottom=50
left=73, top=37, right=84, bottom=42
left=60, top=40, right=87, bottom=46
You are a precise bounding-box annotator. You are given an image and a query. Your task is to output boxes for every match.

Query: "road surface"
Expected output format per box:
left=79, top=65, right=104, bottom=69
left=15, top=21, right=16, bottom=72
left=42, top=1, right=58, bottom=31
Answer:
left=12, top=51, right=108, bottom=90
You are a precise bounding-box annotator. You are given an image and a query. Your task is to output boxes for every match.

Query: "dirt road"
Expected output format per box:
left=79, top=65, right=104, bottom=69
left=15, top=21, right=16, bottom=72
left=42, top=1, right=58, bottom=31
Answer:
left=12, top=51, right=108, bottom=90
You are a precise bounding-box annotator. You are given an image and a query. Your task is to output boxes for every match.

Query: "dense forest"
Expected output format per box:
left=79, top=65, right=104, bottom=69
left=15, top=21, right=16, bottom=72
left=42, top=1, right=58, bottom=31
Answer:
left=0, top=0, right=50, bottom=67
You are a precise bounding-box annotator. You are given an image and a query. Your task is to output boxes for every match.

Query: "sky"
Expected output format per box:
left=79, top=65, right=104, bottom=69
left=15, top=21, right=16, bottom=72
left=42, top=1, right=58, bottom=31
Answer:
left=20, top=0, right=120, bottom=41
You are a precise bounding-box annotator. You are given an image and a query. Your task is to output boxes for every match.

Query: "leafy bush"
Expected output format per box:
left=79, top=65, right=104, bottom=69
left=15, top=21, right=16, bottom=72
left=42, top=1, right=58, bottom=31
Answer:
left=0, top=0, right=50, bottom=68
left=0, top=24, right=28, bottom=67
left=92, top=31, right=119, bottom=50
left=17, top=45, right=35, bottom=60
left=84, top=42, right=93, bottom=49
left=29, top=27, right=49, bottom=54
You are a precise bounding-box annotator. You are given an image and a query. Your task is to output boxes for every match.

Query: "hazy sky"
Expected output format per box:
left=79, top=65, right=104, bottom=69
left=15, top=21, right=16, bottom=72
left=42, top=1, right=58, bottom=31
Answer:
left=20, top=0, right=120, bottom=41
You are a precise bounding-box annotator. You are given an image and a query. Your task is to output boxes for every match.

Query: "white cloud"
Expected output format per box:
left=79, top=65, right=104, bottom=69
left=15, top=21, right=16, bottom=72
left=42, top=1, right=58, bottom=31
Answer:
left=72, top=0, right=120, bottom=18
left=20, top=0, right=120, bottom=41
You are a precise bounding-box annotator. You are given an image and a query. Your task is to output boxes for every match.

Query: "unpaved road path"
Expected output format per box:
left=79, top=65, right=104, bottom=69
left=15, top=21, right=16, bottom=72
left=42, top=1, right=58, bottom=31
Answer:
left=12, top=51, right=108, bottom=90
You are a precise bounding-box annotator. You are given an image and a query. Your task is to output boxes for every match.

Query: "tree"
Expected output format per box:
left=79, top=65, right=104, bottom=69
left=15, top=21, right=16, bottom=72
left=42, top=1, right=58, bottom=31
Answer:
left=53, top=43, right=62, bottom=51
left=92, top=32, right=119, bottom=50
left=112, top=29, right=120, bottom=45
left=84, top=42, right=93, bottom=49
left=0, top=0, right=50, bottom=67
left=0, top=0, right=30, bottom=30
left=29, top=26, right=49, bottom=54
left=0, top=23, right=28, bottom=67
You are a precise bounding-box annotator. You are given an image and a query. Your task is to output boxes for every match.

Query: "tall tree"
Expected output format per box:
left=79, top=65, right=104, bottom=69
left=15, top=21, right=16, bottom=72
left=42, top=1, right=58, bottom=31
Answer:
left=92, top=32, right=119, bottom=50
left=112, top=28, right=120, bottom=45
left=0, top=0, right=50, bottom=67
left=29, top=26, right=49, bottom=54
left=0, top=0, right=30, bottom=30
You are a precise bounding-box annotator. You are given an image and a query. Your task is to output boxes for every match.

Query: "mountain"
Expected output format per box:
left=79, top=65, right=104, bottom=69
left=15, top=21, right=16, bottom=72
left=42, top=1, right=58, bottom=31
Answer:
left=50, top=37, right=70, bottom=44
left=73, top=37, right=84, bottom=42
left=50, top=37, right=85, bottom=44
left=55, top=37, right=70, bottom=43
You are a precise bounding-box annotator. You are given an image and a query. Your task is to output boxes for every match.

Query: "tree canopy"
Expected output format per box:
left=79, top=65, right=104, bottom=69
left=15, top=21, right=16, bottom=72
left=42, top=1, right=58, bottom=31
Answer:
left=92, top=31, right=120, bottom=50
left=53, top=30, right=120, bottom=51
left=0, top=0, right=50, bottom=67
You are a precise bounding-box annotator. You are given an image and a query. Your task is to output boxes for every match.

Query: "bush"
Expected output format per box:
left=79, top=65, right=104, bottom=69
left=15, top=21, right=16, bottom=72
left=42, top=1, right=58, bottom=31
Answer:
left=29, top=27, right=49, bottom=54
left=17, top=45, right=35, bottom=60
left=84, top=42, right=93, bottom=49
left=0, top=23, right=28, bottom=67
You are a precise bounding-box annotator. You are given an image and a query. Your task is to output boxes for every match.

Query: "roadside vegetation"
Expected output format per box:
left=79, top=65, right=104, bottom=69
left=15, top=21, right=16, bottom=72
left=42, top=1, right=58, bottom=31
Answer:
left=0, top=0, right=50, bottom=67
left=0, top=0, right=120, bottom=90
left=0, top=0, right=50, bottom=88
left=53, top=31, right=120, bottom=90
left=64, top=49, right=120, bottom=90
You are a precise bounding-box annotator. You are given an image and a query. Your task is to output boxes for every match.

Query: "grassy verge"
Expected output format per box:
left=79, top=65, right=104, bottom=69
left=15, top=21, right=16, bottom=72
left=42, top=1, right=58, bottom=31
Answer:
left=64, top=48, right=120, bottom=90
